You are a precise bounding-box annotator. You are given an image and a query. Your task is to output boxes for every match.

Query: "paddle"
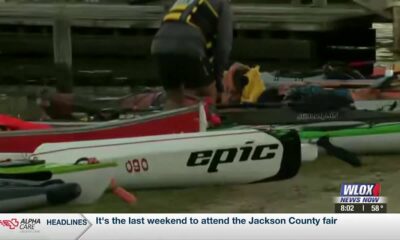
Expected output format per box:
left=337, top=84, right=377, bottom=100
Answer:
left=316, top=136, right=362, bottom=167
left=370, top=75, right=397, bottom=89
left=0, top=159, right=53, bottom=181
left=0, top=159, right=46, bottom=168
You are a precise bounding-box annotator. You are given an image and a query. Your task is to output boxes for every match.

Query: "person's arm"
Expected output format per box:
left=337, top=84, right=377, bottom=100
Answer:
left=213, top=0, right=233, bottom=93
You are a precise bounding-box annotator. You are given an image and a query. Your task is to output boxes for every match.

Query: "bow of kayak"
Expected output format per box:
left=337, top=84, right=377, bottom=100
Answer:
left=31, top=129, right=303, bottom=190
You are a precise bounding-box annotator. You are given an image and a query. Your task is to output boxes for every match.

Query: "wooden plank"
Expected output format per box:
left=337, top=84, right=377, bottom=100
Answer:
left=353, top=0, right=392, bottom=19
left=0, top=3, right=373, bottom=31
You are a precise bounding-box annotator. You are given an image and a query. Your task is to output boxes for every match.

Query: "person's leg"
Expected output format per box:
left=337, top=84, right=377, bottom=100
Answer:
left=187, top=81, right=217, bottom=104
left=155, top=54, right=185, bottom=110
left=164, top=86, right=185, bottom=110
left=183, top=57, right=217, bottom=104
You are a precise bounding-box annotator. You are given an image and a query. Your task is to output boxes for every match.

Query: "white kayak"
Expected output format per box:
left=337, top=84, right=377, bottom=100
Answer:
left=30, top=129, right=303, bottom=189
left=51, top=160, right=117, bottom=204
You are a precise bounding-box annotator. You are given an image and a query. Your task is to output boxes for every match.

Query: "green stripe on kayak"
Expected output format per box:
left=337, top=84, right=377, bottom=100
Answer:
left=0, top=162, right=117, bottom=175
left=300, top=123, right=400, bottom=139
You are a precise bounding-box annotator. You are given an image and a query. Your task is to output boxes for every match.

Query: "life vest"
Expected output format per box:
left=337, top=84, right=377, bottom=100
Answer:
left=241, top=66, right=266, bottom=104
left=163, top=0, right=219, bottom=61
left=221, top=63, right=266, bottom=104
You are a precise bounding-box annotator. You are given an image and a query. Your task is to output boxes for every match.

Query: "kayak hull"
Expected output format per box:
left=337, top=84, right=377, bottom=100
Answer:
left=304, top=132, right=400, bottom=154
left=301, top=123, right=400, bottom=154
left=31, top=129, right=302, bottom=189
left=218, top=106, right=400, bottom=125
left=0, top=105, right=204, bottom=160
left=52, top=166, right=115, bottom=204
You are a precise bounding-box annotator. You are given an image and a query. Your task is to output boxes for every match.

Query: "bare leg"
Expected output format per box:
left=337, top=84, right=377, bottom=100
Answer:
left=164, top=86, right=185, bottom=110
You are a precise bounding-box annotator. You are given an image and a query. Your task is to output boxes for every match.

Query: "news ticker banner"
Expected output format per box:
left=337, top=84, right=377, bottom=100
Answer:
left=1, top=214, right=400, bottom=240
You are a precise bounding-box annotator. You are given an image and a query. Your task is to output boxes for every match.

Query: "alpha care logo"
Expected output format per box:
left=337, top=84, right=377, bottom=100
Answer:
left=19, top=218, right=41, bottom=233
left=0, top=218, right=19, bottom=230
left=0, top=218, right=41, bottom=233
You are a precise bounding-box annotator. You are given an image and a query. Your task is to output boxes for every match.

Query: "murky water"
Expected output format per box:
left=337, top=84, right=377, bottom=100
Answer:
left=0, top=23, right=398, bottom=119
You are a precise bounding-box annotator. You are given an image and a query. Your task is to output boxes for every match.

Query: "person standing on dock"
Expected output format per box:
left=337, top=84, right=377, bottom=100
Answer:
left=151, top=0, right=233, bottom=109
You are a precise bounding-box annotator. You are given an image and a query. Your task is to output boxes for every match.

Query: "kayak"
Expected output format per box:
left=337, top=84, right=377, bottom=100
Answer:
left=0, top=104, right=205, bottom=160
left=30, top=129, right=302, bottom=189
left=0, top=158, right=117, bottom=207
left=38, top=88, right=165, bottom=121
left=262, top=73, right=393, bottom=89
left=220, top=121, right=400, bottom=167
left=0, top=179, right=81, bottom=213
left=224, top=62, right=397, bottom=90
left=300, top=122, right=400, bottom=154
left=218, top=105, right=400, bottom=125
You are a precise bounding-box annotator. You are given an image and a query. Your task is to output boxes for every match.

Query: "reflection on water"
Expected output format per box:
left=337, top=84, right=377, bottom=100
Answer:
left=1, top=23, right=399, bottom=119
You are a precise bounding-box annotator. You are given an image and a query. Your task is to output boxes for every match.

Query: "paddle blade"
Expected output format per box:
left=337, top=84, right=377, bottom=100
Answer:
left=317, top=137, right=362, bottom=167
left=110, top=178, right=136, bottom=204
left=113, top=187, right=137, bottom=204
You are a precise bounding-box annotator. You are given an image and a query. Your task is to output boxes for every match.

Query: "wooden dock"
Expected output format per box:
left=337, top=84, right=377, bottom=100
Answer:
left=0, top=3, right=377, bottom=31
left=0, top=1, right=396, bottom=87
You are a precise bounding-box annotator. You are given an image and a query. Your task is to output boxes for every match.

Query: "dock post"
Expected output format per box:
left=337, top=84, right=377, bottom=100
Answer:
left=394, top=6, right=400, bottom=53
left=53, top=17, right=73, bottom=93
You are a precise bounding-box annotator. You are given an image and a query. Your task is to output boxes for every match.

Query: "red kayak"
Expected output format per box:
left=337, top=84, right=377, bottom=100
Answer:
left=0, top=114, right=52, bottom=131
left=0, top=104, right=205, bottom=160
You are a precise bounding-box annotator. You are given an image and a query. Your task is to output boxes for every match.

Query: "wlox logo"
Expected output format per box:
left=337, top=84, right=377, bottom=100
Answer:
left=336, top=183, right=384, bottom=204
left=340, top=183, right=381, bottom=196
left=186, top=143, right=280, bottom=173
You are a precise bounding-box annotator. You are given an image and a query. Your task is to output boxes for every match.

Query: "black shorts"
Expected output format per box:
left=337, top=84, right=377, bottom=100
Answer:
left=154, top=54, right=214, bottom=90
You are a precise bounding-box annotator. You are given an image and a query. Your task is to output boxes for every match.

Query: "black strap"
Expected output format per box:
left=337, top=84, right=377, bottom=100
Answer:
left=179, top=0, right=200, bottom=22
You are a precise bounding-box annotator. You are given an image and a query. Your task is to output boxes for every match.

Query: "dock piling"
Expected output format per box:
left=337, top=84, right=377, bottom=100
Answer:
left=394, top=6, right=400, bottom=52
left=53, top=16, right=73, bottom=93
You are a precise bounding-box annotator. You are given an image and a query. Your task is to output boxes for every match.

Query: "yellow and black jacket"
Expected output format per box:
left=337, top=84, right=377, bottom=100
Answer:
left=163, top=0, right=219, bottom=60
left=151, top=0, right=233, bottom=91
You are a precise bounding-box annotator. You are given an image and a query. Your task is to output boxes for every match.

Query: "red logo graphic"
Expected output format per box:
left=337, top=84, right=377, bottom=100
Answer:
left=0, top=219, right=20, bottom=230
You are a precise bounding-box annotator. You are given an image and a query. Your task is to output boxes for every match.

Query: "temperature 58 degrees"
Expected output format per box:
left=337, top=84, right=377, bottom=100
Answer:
left=371, top=204, right=384, bottom=212
left=364, top=203, right=387, bottom=213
